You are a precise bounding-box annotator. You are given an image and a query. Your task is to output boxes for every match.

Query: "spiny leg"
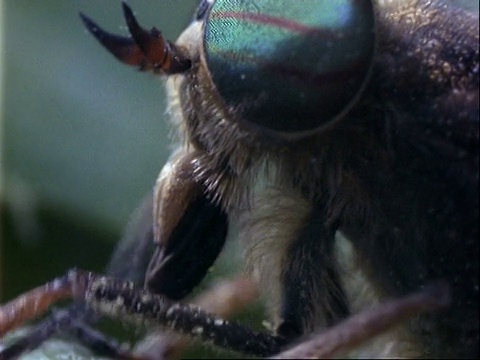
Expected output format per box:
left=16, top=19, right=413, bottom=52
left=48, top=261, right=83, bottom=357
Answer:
left=278, top=205, right=349, bottom=340
left=0, top=306, right=134, bottom=360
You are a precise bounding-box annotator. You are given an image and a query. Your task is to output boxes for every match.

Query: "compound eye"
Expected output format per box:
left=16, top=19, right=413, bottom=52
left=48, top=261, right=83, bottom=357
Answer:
left=203, top=0, right=375, bottom=136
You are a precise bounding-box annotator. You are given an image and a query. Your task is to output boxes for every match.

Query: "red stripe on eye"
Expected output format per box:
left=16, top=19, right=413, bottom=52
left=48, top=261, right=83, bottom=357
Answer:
left=211, top=48, right=369, bottom=90
left=210, top=11, right=337, bottom=39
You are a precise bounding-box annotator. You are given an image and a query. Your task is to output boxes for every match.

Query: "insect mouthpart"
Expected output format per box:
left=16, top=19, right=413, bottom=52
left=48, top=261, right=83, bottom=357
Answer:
left=79, top=2, right=191, bottom=74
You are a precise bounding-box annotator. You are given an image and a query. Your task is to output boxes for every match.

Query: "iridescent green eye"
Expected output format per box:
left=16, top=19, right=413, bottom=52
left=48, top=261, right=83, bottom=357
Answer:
left=203, top=0, right=375, bottom=136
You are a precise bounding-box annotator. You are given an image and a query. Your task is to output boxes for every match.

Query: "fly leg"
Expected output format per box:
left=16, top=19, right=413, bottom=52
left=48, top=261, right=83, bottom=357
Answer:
left=277, top=205, right=349, bottom=341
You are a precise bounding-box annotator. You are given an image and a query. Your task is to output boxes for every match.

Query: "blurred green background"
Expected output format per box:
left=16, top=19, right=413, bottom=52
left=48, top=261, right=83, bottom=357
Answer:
left=2, top=0, right=478, bottom=300
left=2, top=0, right=198, bottom=298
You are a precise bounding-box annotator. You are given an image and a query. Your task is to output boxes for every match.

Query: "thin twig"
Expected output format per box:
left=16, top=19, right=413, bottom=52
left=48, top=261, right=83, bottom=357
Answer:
left=86, top=272, right=282, bottom=357
left=0, top=273, right=78, bottom=337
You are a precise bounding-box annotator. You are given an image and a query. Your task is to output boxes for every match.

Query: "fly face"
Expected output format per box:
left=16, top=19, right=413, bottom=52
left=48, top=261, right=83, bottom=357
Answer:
left=96, top=0, right=479, bottom=356
left=0, top=0, right=478, bottom=358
